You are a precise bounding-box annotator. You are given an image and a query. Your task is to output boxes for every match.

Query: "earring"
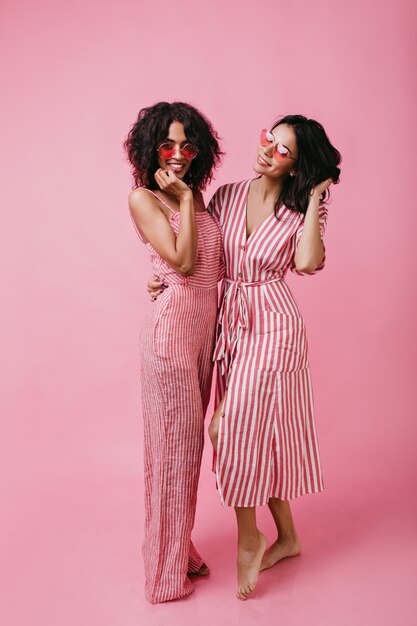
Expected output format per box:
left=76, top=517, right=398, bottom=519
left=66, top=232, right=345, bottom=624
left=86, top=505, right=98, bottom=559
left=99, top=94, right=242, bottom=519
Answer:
left=290, top=171, right=295, bottom=177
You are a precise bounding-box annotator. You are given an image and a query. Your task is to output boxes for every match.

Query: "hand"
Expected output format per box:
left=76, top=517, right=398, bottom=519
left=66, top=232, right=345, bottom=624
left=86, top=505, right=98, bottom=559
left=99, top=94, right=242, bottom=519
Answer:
left=154, top=168, right=192, bottom=202
left=147, top=274, right=165, bottom=301
left=310, top=177, right=333, bottom=198
left=147, top=274, right=161, bottom=301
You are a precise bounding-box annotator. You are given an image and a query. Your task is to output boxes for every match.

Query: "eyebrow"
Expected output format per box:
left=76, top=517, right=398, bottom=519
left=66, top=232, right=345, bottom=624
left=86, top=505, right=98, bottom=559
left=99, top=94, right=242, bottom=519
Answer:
left=165, top=138, right=189, bottom=145
left=270, top=131, right=293, bottom=155
left=277, top=139, right=292, bottom=153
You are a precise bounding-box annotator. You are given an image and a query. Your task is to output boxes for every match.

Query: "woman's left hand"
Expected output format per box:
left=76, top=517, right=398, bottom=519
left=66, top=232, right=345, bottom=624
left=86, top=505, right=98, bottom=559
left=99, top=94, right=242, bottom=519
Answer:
left=310, top=177, right=333, bottom=198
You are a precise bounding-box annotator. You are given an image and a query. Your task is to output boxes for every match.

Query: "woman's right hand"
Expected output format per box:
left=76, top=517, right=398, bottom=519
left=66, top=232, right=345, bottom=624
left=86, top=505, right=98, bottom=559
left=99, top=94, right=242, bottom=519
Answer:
left=147, top=274, right=163, bottom=301
left=154, top=168, right=193, bottom=202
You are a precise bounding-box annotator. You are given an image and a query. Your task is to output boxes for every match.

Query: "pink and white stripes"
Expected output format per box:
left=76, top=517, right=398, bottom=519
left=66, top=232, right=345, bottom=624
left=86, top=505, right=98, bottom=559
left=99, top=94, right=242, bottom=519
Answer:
left=135, top=197, right=223, bottom=603
left=208, top=179, right=327, bottom=507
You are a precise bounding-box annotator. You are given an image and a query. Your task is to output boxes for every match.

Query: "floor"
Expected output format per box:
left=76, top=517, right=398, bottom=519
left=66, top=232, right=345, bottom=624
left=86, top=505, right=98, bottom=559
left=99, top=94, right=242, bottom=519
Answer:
left=2, top=439, right=416, bottom=626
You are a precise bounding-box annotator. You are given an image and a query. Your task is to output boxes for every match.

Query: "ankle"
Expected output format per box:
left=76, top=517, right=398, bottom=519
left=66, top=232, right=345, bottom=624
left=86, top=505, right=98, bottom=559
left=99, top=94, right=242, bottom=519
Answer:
left=277, top=531, right=298, bottom=544
left=238, top=533, right=261, bottom=551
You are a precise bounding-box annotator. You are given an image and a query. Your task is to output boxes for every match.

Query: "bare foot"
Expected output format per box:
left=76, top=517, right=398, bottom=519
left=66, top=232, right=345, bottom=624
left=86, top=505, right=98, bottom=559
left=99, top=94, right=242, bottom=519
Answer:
left=188, top=563, right=210, bottom=577
left=260, top=535, right=301, bottom=571
left=236, top=531, right=267, bottom=600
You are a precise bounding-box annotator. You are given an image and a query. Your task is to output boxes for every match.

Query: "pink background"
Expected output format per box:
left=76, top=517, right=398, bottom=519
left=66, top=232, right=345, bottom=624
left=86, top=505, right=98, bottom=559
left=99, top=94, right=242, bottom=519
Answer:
left=1, top=0, right=416, bottom=624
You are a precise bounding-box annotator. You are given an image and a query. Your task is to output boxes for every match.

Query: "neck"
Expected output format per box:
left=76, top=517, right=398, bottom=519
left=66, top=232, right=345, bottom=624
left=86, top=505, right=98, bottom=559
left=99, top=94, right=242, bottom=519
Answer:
left=254, top=175, right=283, bottom=203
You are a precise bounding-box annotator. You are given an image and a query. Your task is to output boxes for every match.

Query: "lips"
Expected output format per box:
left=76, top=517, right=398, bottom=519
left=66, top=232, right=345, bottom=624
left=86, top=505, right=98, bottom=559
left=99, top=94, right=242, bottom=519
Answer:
left=166, top=162, right=186, bottom=173
left=257, top=154, right=270, bottom=167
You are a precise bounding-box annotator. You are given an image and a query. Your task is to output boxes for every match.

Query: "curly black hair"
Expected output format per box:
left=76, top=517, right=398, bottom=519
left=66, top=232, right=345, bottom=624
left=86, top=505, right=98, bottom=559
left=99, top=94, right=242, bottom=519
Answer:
left=124, top=101, right=224, bottom=192
left=272, top=114, right=342, bottom=216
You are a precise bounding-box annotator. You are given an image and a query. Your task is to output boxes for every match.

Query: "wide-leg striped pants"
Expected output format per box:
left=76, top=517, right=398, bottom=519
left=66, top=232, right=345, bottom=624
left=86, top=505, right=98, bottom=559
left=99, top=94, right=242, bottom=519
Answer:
left=139, top=284, right=218, bottom=604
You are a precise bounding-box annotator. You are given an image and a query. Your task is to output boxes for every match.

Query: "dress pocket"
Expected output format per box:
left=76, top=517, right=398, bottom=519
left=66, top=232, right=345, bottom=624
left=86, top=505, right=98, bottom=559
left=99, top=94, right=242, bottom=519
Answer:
left=255, top=311, right=308, bottom=372
left=152, top=291, right=172, bottom=359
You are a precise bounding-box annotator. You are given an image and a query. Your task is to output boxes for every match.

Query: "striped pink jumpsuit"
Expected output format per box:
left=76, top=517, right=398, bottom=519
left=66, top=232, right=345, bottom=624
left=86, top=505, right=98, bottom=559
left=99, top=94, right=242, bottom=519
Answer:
left=208, top=179, right=327, bottom=508
left=133, top=190, right=223, bottom=604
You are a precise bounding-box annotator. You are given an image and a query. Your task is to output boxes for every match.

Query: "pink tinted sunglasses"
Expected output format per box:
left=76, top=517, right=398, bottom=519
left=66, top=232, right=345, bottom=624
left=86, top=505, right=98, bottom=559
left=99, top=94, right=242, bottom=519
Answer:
left=157, top=141, right=199, bottom=160
left=260, top=129, right=297, bottom=161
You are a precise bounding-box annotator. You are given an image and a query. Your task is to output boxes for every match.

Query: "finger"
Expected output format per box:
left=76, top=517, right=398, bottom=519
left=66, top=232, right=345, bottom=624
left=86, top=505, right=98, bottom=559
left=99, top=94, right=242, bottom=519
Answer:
left=155, top=170, right=166, bottom=183
left=148, top=276, right=162, bottom=287
left=150, top=289, right=161, bottom=298
left=157, top=170, right=170, bottom=189
left=165, top=169, right=178, bottom=181
left=159, top=168, right=170, bottom=180
left=155, top=169, right=168, bottom=188
left=154, top=171, right=164, bottom=189
left=161, top=169, right=179, bottom=186
left=163, top=171, right=176, bottom=187
left=147, top=275, right=161, bottom=293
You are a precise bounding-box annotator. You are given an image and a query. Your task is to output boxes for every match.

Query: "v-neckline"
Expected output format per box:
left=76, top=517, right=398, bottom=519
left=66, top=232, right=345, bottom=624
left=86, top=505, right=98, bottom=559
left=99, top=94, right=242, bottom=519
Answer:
left=244, top=177, right=277, bottom=243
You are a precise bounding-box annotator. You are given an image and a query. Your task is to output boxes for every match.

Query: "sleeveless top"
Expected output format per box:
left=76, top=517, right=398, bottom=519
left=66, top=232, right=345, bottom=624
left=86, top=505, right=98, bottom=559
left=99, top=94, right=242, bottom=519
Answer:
left=130, top=188, right=224, bottom=289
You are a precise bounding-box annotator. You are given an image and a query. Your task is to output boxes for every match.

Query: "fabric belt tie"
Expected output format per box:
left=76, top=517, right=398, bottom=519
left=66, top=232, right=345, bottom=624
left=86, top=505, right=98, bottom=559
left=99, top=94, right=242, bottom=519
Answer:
left=213, top=275, right=284, bottom=376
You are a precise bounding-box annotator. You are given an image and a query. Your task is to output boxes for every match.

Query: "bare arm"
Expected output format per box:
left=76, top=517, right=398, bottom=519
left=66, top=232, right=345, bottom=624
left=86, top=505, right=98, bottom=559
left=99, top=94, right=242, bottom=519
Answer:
left=293, top=178, right=332, bottom=273
left=128, top=169, right=197, bottom=276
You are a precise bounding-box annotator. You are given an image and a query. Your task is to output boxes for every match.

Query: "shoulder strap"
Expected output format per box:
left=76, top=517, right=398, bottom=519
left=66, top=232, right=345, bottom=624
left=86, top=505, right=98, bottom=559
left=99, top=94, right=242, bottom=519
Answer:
left=141, top=188, right=176, bottom=214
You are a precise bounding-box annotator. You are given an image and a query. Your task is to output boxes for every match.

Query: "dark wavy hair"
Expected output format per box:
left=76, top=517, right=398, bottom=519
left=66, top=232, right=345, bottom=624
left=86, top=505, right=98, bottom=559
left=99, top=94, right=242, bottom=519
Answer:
left=124, top=101, right=223, bottom=191
left=272, top=114, right=341, bottom=216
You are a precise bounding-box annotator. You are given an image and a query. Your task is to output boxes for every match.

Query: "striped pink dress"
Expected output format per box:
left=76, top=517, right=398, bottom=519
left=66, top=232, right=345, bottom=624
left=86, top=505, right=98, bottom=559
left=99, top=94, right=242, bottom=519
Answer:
left=132, top=190, right=223, bottom=603
left=208, top=178, right=327, bottom=508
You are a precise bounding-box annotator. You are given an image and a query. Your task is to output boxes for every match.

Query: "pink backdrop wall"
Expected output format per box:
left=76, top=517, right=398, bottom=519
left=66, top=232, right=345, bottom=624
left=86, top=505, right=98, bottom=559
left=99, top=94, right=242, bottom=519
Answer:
left=1, top=0, right=416, bottom=624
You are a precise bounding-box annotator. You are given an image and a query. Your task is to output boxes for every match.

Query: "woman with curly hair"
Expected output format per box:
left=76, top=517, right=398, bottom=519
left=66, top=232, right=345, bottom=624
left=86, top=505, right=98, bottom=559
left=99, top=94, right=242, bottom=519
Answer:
left=124, top=101, right=223, bottom=604
left=149, top=114, right=341, bottom=601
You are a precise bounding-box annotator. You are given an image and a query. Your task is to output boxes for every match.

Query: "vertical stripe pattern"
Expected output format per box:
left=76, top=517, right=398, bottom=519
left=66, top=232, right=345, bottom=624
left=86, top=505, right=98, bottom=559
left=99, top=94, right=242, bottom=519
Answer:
left=207, top=179, right=327, bottom=508
left=137, top=207, right=223, bottom=603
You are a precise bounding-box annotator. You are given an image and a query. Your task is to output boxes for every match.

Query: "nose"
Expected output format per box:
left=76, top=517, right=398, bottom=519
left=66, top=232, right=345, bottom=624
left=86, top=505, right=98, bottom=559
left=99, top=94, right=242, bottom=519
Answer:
left=263, top=143, right=274, bottom=156
left=171, top=144, right=184, bottom=160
